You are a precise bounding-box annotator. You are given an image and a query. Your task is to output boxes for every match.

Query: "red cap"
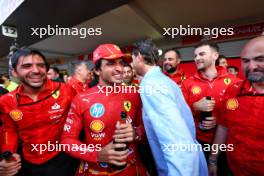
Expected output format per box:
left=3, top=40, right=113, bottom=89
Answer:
left=92, top=44, right=131, bottom=63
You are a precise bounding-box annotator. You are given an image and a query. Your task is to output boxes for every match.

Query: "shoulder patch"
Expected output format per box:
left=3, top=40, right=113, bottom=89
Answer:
left=90, top=120, right=104, bottom=133
left=90, top=103, right=105, bottom=118
left=226, top=98, right=239, bottom=110
left=191, top=86, right=202, bottom=95
left=224, top=78, right=232, bottom=85
left=123, top=101, right=132, bottom=112
left=52, top=90, right=60, bottom=99
left=9, top=109, right=23, bottom=121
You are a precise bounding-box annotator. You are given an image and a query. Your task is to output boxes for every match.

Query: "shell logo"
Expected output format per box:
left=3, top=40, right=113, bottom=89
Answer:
left=226, top=98, right=239, bottom=110
left=191, top=86, right=202, bottom=95
left=9, top=110, right=23, bottom=121
left=90, top=120, right=104, bottom=133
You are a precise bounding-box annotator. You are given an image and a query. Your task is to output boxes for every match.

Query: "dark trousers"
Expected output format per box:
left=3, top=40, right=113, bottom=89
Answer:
left=17, top=152, right=79, bottom=176
left=137, top=143, right=158, bottom=176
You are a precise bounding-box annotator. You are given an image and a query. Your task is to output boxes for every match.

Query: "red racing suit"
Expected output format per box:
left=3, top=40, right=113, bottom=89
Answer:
left=181, top=66, right=241, bottom=143
left=164, top=69, right=185, bottom=86
left=67, top=76, right=90, bottom=95
left=61, top=85, right=147, bottom=176
left=0, top=79, right=74, bottom=164
left=217, top=80, right=264, bottom=176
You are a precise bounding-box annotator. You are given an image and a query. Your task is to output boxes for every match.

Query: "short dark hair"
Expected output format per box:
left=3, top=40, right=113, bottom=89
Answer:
left=94, top=59, right=103, bottom=71
left=50, top=67, right=60, bottom=74
left=10, top=48, right=49, bottom=70
left=195, top=41, right=219, bottom=52
left=227, top=65, right=239, bottom=72
left=0, top=76, right=4, bottom=84
left=132, top=39, right=159, bottom=65
left=123, top=62, right=132, bottom=70
left=164, top=48, right=181, bottom=58
left=215, top=55, right=227, bottom=66
left=0, top=74, right=9, bottom=80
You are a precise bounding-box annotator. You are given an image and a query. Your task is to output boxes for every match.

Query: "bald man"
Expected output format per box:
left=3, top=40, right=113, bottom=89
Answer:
left=208, top=36, right=264, bottom=176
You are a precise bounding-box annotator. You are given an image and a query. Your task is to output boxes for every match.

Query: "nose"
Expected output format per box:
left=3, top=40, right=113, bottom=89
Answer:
left=32, top=64, right=41, bottom=73
left=115, top=63, right=123, bottom=73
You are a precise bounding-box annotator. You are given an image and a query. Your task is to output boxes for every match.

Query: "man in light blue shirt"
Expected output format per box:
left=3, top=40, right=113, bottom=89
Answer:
left=131, top=39, right=208, bottom=176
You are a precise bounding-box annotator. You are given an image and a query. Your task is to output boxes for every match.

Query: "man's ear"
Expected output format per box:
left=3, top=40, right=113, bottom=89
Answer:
left=177, top=58, right=181, bottom=64
left=94, top=69, right=100, bottom=76
left=212, top=52, right=219, bottom=62
left=138, top=53, right=144, bottom=63
left=11, top=69, right=18, bottom=78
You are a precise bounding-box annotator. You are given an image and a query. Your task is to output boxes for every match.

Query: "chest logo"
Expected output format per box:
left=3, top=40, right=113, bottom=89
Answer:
left=51, top=103, right=61, bottom=110
left=191, top=86, right=202, bottom=95
left=123, top=101, right=132, bottom=112
left=90, top=103, right=105, bottom=118
left=90, top=120, right=105, bottom=133
left=9, top=109, right=23, bottom=121
left=52, top=90, right=60, bottom=99
left=226, top=98, right=239, bottom=110
left=224, top=78, right=232, bottom=85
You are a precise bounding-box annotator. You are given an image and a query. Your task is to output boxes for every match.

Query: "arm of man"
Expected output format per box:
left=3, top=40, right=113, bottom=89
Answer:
left=0, top=153, right=21, bottom=176
left=208, top=125, right=228, bottom=176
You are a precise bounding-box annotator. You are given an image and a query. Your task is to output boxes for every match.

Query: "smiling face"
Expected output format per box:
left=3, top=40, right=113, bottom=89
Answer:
left=12, top=54, right=47, bottom=89
left=194, top=45, right=218, bottom=71
left=219, top=58, right=228, bottom=68
left=241, top=37, right=264, bottom=83
left=96, top=58, right=124, bottom=86
left=123, top=65, right=133, bottom=84
left=163, top=50, right=180, bottom=74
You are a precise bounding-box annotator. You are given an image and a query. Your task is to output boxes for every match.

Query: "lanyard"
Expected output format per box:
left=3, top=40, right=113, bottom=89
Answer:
left=16, top=83, right=61, bottom=107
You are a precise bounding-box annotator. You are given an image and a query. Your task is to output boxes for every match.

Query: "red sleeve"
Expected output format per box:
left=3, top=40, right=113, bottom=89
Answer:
left=1, top=109, right=19, bottom=153
left=133, top=101, right=146, bottom=144
left=181, top=80, right=197, bottom=115
left=60, top=96, right=98, bottom=163
left=216, top=89, right=230, bottom=127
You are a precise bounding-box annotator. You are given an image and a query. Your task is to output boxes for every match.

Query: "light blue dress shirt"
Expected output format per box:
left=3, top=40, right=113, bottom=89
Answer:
left=140, top=67, right=208, bottom=176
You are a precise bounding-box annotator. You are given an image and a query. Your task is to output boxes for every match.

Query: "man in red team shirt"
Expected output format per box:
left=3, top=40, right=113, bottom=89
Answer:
left=0, top=48, right=78, bottom=176
left=181, top=41, right=240, bottom=157
left=163, top=49, right=185, bottom=86
left=209, top=36, right=264, bottom=176
left=61, top=44, right=147, bottom=176
left=67, top=61, right=92, bottom=94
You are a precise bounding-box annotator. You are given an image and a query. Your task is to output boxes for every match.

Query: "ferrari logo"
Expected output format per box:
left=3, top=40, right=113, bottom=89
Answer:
left=9, top=109, right=23, bottom=121
left=191, top=86, right=202, bottom=95
left=226, top=98, right=239, bottom=110
left=123, top=101, right=132, bottom=112
left=52, top=90, right=60, bottom=99
left=224, top=78, right=232, bottom=85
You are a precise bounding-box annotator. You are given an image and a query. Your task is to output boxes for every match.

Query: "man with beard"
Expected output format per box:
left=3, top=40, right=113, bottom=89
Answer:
left=61, top=44, right=147, bottom=176
left=209, top=36, right=264, bottom=176
left=0, top=48, right=78, bottom=176
left=181, top=41, right=240, bottom=159
left=163, top=49, right=185, bottom=86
